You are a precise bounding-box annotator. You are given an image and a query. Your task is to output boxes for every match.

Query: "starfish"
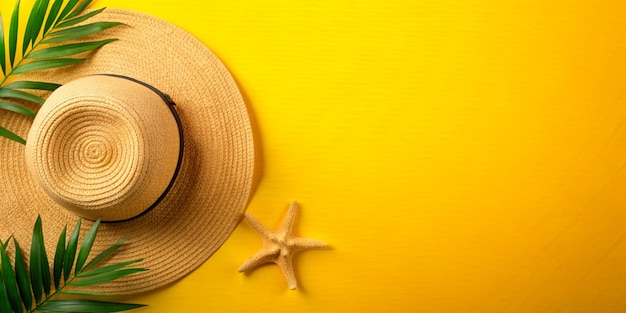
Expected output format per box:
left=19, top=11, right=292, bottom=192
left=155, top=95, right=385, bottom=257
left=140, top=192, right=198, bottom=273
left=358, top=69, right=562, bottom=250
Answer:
left=238, top=201, right=327, bottom=290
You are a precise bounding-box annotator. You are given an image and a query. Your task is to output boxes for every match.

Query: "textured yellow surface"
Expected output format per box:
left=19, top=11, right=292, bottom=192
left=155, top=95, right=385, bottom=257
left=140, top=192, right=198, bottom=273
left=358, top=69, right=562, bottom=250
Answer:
left=3, top=0, right=626, bottom=312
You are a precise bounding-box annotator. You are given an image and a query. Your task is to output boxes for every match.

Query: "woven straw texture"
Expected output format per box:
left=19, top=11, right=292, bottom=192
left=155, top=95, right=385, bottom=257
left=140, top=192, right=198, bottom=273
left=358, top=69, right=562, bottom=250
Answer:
left=26, top=76, right=182, bottom=221
left=0, top=9, right=255, bottom=294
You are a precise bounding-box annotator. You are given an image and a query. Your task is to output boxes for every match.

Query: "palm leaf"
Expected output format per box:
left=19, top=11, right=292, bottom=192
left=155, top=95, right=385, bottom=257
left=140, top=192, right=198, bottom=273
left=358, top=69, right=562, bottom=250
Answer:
left=69, top=268, right=146, bottom=287
left=55, top=7, right=104, bottom=28
left=57, top=290, right=110, bottom=297
left=82, top=238, right=127, bottom=271
left=63, top=219, right=81, bottom=282
left=0, top=88, right=45, bottom=103
left=38, top=257, right=52, bottom=301
left=13, top=241, right=33, bottom=311
left=28, top=39, right=116, bottom=59
left=23, top=0, right=51, bottom=53
left=57, top=0, right=80, bottom=22
left=0, top=270, right=12, bottom=313
left=65, top=0, right=95, bottom=20
left=3, top=80, right=61, bottom=91
left=0, top=101, right=36, bottom=117
left=75, top=218, right=100, bottom=273
left=44, top=22, right=122, bottom=43
left=8, top=0, right=19, bottom=67
left=31, top=0, right=51, bottom=45
left=37, top=300, right=145, bottom=313
left=43, top=0, right=64, bottom=35
left=1, top=216, right=145, bottom=312
left=1, top=0, right=122, bottom=144
left=23, top=0, right=41, bottom=53
left=53, top=226, right=66, bottom=290
left=11, top=58, right=85, bottom=75
left=0, top=243, right=22, bottom=313
left=0, top=0, right=123, bottom=144
left=0, top=125, right=25, bottom=144
left=77, top=259, right=142, bottom=278
left=30, top=216, right=45, bottom=303
left=0, top=13, right=6, bottom=75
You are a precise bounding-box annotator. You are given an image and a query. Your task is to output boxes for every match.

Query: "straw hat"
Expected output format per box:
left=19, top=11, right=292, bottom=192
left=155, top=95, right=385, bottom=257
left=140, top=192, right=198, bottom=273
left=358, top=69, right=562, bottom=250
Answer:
left=0, top=9, right=255, bottom=294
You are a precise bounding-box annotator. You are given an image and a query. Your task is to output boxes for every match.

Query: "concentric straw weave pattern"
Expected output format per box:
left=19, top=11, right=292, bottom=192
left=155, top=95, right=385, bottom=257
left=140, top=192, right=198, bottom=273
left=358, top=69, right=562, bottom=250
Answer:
left=26, top=76, right=181, bottom=221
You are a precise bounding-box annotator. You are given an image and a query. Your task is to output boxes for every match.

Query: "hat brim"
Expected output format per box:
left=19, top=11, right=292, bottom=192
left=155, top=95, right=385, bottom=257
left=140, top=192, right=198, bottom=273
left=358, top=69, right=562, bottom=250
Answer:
left=0, top=8, right=255, bottom=294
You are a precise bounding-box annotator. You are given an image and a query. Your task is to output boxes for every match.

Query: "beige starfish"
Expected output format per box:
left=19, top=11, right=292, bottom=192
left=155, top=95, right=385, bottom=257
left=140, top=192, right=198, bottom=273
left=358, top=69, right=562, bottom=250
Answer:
left=238, top=201, right=327, bottom=290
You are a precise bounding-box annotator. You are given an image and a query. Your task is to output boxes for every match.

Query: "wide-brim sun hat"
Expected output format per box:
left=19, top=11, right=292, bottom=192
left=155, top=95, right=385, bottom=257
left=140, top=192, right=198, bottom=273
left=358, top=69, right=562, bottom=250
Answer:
left=0, top=8, right=255, bottom=294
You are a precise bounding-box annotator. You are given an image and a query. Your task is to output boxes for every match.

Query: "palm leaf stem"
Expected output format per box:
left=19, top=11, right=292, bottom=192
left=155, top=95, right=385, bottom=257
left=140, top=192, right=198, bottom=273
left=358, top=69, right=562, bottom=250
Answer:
left=30, top=275, right=76, bottom=313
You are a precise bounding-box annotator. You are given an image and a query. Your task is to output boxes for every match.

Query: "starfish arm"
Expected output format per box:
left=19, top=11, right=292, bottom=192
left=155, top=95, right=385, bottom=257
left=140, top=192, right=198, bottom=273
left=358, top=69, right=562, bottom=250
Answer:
left=238, top=247, right=280, bottom=272
left=277, top=255, right=298, bottom=290
left=279, top=201, right=298, bottom=235
left=288, top=237, right=327, bottom=251
left=244, top=212, right=272, bottom=239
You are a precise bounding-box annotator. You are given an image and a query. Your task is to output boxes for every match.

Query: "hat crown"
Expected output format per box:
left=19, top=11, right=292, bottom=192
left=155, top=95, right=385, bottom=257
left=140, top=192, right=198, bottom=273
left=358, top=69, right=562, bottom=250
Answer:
left=25, top=75, right=181, bottom=221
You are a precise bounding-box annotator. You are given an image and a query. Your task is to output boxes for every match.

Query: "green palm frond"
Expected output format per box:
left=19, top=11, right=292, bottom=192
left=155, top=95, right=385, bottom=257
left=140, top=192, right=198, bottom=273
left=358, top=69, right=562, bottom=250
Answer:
left=0, top=0, right=122, bottom=144
left=0, top=216, right=146, bottom=312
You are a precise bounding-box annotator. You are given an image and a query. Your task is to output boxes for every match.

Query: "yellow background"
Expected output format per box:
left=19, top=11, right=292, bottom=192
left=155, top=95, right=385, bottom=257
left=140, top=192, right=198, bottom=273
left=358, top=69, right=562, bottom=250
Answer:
left=3, top=0, right=626, bottom=312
